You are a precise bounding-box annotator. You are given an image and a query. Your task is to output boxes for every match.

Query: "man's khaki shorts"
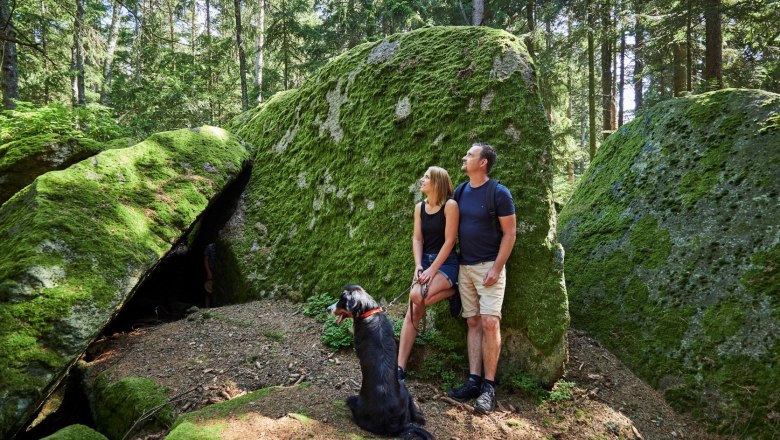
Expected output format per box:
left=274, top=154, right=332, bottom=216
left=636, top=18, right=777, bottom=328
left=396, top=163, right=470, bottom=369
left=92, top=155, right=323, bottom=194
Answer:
left=458, top=261, right=506, bottom=318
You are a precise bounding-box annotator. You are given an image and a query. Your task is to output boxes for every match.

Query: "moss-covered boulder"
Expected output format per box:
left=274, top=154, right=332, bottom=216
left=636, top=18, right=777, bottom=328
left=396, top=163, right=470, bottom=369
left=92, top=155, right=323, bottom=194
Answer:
left=40, top=424, right=108, bottom=440
left=0, top=127, right=250, bottom=438
left=0, top=134, right=118, bottom=205
left=558, top=89, right=780, bottom=436
left=90, top=374, right=173, bottom=440
left=225, top=26, right=569, bottom=386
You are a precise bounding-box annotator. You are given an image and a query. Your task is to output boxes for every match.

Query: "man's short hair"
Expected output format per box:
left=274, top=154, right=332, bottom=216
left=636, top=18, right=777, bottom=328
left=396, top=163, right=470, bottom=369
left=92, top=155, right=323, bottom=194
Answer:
left=473, top=142, right=497, bottom=174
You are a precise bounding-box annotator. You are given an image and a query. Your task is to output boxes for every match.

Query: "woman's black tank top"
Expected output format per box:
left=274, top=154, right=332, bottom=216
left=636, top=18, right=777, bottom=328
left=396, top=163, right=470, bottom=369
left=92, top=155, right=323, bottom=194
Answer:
left=420, top=202, right=446, bottom=253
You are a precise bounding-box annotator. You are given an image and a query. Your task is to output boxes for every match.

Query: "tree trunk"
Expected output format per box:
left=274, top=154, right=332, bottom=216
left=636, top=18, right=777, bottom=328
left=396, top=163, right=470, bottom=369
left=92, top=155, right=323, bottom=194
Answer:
left=190, top=0, right=196, bottom=57
left=526, top=0, right=535, bottom=59
left=601, top=0, right=613, bottom=138
left=633, top=11, right=643, bottom=112
left=166, top=0, right=175, bottom=70
left=206, top=0, right=213, bottom=123
left=0, top=0, right=18, bottom=109
left=472, top=0, right=484, bottom=26
left=703, top=0, right=723, bottom=89
left=282, top=0, right=289, bottom=89
left=255, top=0, right=264, bottom=102
left=588, top=0, right=596, bottom=160
left=71, top=0, right=86, bottom=106
left=101, top=1, right=121, bottom=105
left=686, top=0, right=693, bottom=91
left=40, top=0, right=49, bottom=104
left=673, top=42, right=687, bottom=96
left=619, top=27, right=625, bottom=126
left=234, top=0, right=248, bottom=110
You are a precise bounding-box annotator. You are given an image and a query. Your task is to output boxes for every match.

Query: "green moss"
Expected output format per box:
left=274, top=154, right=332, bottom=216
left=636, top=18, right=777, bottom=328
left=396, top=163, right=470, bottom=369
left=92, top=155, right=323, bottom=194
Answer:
left=165, top=421, right=227, bottom=440
left=227, top=26, right=567, bottom=385
left=741, top=245, right=780, bottom=301
left=702, top=301, right=745, bottom=342
left=623, top=275, right=649, bottom=314
left=171, top=386, right=278, bottom=428
left=0, top=127, right=250, bottom=438
left=684, top=90, right=731, bottom=125
left=629, top=216, right=672, bottom=268
left=40, top=424, right=108, bottom=440
left=92, top=374, right=173, bottom=440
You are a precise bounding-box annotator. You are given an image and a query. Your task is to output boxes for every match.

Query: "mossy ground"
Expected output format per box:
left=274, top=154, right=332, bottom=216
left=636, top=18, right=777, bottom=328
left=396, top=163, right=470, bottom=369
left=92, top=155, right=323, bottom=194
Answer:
left=40, top=424, right=108, bottom=440
left=0, top=127, right=250, bottom=438
left=226, top=26, right=568, bottom=386
left=558, top=89, right=780, bottom=437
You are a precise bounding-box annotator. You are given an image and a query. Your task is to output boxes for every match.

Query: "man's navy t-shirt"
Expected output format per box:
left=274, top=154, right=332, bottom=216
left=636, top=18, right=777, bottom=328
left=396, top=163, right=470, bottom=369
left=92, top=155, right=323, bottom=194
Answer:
left=458, top=180, right=515, bottom=265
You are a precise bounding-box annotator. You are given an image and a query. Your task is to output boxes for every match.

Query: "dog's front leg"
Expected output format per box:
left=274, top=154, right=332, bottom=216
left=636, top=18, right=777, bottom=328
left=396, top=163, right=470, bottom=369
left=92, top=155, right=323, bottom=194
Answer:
left=346, top=394, right=361, bottom=415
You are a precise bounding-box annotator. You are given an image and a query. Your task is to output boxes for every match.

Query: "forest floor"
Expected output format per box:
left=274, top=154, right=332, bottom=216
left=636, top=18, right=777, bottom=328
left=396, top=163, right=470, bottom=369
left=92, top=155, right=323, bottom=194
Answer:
left=84, top=298, right=734, bottom=440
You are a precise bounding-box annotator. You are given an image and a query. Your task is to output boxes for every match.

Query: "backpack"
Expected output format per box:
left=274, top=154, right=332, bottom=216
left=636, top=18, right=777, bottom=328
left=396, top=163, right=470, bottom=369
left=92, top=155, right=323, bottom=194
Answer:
left=453, top=179, right=501, bottom=237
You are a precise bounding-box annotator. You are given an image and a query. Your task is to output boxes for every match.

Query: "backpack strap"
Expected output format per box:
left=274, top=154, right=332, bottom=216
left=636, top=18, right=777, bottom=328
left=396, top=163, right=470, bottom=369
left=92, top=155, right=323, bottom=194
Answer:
left=453, top=182, right=466, bottom=202
left=486, top=179, right=500, bottom=237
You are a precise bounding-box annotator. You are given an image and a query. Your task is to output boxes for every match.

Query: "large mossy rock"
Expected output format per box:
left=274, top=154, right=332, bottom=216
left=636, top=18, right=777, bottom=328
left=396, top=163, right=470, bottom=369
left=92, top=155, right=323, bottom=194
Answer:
left=0, top=134, right=132, bottom=205
left=0, top=127, right=250, bottom=438
left=558, top=89, right=780, bottom=436
left=226, top=26, right=569, bottom=385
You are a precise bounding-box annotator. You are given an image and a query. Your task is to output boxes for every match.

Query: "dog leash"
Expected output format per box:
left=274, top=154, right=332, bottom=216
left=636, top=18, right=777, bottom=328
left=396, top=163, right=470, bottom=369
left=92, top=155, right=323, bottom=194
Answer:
left=382, top=273, right=429, bottom=335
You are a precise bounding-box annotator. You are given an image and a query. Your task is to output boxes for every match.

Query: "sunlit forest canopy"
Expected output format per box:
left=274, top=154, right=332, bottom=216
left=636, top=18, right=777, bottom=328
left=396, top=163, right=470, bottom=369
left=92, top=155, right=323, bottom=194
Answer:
left=2, top=0, right=778, bottom=173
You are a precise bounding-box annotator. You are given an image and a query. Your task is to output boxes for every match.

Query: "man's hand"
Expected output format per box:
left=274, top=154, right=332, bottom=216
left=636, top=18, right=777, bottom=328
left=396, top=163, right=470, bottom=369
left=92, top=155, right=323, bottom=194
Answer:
left=483, top=266, right=501, bottom=286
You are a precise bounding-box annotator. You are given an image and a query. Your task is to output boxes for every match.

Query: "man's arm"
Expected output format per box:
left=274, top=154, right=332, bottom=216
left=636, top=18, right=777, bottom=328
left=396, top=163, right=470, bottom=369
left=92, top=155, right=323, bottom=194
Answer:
left=483, top=214, right=516, bottom=286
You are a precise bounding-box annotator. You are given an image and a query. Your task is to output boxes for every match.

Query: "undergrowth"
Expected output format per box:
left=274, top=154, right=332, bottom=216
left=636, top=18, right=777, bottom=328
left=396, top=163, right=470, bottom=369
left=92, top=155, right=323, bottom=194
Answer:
left=507, top=372, right=576, bottom=404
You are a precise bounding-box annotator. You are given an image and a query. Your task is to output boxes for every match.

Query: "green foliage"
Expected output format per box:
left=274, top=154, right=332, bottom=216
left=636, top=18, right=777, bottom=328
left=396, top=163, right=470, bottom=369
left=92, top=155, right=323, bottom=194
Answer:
left=506, top=373, right=576, bottom=404
left=320, top=316, right=354, bottom=348
left=302, top=292, right=337, bottom=323
left=0, top=102, right=129, bottom=144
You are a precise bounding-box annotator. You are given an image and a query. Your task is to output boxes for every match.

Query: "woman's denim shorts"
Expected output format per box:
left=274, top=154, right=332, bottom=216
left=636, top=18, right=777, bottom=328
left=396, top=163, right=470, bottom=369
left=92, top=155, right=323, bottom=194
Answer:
left=422, top=251, right=459, bottom=288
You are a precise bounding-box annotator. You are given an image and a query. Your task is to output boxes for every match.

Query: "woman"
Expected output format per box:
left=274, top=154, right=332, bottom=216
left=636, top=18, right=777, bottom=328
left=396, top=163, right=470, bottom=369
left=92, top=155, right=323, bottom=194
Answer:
left=397, top=166, right=459, bottom=380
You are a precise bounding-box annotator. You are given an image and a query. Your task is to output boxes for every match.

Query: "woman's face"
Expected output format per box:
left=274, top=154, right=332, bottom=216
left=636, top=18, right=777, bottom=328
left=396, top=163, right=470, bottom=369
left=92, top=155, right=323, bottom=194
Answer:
left=419, top=171, right=432, bottom=194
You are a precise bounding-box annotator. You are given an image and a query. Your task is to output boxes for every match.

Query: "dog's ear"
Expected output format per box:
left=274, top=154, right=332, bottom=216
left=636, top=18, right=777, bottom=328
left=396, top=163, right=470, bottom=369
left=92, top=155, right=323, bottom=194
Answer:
left=345, top=290, right=359, bottom=315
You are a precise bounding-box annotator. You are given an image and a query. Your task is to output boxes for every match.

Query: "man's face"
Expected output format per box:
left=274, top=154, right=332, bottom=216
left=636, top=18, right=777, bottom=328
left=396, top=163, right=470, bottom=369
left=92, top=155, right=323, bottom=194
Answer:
left=462, top=145, right=484, bottom=173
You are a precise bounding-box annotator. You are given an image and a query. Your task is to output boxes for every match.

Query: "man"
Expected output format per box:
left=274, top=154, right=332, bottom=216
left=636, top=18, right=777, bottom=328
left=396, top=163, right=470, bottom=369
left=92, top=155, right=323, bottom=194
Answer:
left=448, top=142, right=516, bottom=414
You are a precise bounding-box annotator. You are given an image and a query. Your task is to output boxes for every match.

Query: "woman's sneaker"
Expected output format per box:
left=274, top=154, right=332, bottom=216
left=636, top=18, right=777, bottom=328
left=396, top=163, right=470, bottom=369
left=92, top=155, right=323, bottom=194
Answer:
left=447, top=376, right=482, bottom=402
left=474, top=382, right=496, bottom=414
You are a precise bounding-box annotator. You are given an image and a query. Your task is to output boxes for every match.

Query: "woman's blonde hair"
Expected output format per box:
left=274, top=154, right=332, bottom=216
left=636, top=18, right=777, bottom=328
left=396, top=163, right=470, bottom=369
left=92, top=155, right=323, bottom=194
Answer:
left=426, top=166, right=454, bottom=206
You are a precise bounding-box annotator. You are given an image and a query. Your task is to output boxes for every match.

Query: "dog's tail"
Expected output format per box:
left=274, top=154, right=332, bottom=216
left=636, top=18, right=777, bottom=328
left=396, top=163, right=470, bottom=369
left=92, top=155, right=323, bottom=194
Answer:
left=401, top=424, right=435, bottom=440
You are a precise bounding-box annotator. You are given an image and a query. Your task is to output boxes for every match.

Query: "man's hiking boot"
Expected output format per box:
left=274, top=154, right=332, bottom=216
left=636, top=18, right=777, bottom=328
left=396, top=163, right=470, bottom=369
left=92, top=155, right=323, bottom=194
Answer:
left=474, top=382, right=496, bottom=414
left=447, top=376, right=481, bottom=402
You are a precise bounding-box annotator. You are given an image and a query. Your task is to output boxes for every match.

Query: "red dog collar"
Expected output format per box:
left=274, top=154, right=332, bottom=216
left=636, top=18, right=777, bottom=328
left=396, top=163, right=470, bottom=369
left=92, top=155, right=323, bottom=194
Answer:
left=358, top=308, right=383, bottom=320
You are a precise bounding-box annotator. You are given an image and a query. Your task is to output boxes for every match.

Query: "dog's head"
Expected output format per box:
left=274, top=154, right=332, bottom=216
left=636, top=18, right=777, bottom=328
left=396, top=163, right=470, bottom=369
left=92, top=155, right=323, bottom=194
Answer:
left=327, top=284, right=379, bottom=326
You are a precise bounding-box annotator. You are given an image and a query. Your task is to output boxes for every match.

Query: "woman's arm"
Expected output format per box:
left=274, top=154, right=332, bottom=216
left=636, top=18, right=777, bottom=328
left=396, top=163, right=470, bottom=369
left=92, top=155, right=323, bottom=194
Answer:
left=412, top=202, right=424, bottom=281
left=419, top=199, right=459, bottom=284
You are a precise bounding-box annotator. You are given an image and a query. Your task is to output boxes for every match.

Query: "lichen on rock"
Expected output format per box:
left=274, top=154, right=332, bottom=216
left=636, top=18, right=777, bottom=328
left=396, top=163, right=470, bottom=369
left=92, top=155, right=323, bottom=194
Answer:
left=226, top=26, right=568, bottom=386
left=0, top=127, right=250, bottom=438
left=558, top=89, right=780, bottom=437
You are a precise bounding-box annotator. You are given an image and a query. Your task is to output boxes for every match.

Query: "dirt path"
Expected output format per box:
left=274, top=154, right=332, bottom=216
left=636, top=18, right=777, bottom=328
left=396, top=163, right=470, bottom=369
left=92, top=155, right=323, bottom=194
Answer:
left=84, top=299, right=731, bottom=439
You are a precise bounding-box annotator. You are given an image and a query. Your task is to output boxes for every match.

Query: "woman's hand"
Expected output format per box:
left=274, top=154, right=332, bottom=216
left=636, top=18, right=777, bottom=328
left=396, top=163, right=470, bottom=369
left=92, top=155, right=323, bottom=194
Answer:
left=413, top=265, right=424, bottom=283
left=418, top=267, right=436, bottom=285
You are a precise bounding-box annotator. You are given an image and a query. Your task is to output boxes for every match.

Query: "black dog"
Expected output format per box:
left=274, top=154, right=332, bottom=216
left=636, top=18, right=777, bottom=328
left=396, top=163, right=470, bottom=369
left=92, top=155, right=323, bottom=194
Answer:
left=329, top=284, right=434, bottom=440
